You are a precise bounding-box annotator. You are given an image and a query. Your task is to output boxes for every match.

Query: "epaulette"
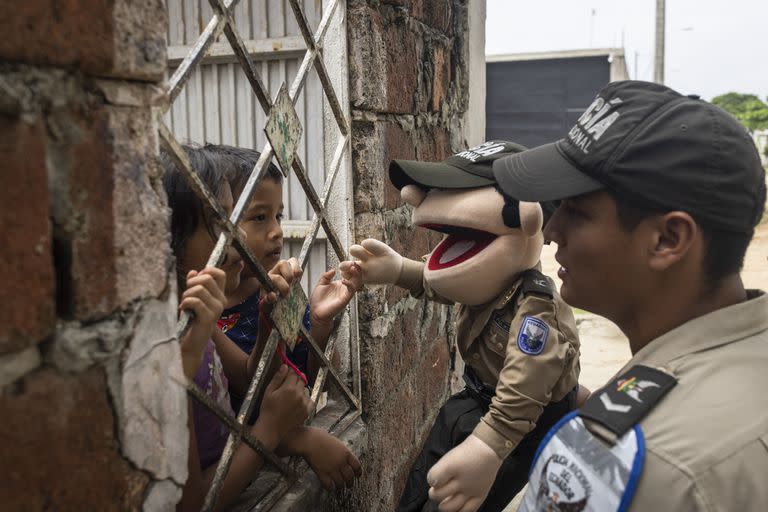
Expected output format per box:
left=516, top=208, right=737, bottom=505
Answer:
left=520, top=269, right=554, bottom=299
left=579, top=364, right=677, bottom=439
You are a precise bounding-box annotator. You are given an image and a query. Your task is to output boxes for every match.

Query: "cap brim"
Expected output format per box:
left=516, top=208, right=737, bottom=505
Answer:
left=390, top=160, right=494, bottom=190
left=492, top=142, right=604, bottom=201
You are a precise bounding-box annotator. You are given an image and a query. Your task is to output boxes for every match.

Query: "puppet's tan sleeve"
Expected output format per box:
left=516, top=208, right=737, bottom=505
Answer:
left=473, top=293, right=579, bottom=459
left=395, top=258, right=455, bottom=306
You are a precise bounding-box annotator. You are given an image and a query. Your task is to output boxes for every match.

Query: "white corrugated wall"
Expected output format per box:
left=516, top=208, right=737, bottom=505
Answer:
left=165, top=0, right=329, bottom=294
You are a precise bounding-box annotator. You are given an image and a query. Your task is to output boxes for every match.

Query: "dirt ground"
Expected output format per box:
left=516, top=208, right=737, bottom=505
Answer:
left=504, top=220, right=768, bottom=511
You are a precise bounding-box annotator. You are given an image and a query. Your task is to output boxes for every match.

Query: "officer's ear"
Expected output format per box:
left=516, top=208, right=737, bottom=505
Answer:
left=647, top=211, right=698, bottom=271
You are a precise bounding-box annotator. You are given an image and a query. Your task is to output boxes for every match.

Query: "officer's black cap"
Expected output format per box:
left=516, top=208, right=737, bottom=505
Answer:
left=493, top=80, right=766, bottom=233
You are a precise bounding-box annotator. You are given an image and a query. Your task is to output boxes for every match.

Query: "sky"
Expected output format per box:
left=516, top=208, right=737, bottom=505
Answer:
left=485, top=0, right=768, bottom=102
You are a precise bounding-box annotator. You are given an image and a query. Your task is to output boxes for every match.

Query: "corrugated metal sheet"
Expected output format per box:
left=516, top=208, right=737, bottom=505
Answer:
left=165, top=0, right=328, bottom=293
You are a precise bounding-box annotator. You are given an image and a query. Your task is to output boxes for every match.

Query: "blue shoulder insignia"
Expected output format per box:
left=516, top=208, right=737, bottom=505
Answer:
left=517, top=316, right=549, bottom=355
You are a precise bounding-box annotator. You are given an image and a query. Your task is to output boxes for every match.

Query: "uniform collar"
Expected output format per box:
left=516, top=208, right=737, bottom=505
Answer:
left=488, top=262, right=544, bottom=310
left=625, top=289, right=768, bottom=370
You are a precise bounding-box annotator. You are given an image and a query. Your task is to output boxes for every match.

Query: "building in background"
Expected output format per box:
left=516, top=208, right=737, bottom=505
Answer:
left=486, top=48, right=629, bottom=147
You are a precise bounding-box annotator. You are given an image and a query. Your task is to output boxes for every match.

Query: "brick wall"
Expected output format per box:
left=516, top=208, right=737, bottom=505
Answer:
left=341, top=1, right=472, bottom=509
left=0, top=2, right=187, bottom=510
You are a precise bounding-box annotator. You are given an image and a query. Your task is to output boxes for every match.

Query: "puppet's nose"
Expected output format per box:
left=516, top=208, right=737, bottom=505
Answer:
left=401, top=185, right=426, bottom=207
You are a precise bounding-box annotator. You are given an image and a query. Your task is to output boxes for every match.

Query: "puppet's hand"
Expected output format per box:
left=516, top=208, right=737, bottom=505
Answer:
left=345, top=238, right=403, bottom=285
left=427, top=435, right=502, bottom=512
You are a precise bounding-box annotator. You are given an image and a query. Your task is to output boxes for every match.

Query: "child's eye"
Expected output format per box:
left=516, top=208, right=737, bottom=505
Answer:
left=252, top=213, right=267, bottom=222
left=276, top=212, right=284, bottom=223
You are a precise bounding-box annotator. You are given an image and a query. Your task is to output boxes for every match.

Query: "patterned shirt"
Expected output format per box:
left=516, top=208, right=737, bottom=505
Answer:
left=192, top=340, right=232, bottom=469
left=218, top=292, right=312, bottom=413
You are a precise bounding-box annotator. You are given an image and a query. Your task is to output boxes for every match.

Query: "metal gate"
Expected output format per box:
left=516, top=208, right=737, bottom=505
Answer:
left=158, top=0, right=360, bottom=508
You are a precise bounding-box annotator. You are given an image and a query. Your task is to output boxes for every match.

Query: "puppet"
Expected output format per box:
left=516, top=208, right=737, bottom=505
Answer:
left=343, top=141, right=582, bottom=512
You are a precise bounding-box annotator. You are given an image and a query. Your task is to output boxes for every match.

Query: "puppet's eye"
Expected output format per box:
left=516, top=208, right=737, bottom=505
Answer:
left=501, top=201, right=521, bottom=228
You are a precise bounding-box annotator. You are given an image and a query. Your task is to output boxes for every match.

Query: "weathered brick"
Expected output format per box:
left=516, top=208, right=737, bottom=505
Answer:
left=412, top=0, right=453, bottom=33
left=381, top=16, right=419, bottom=114
left=416, top=123, right=453, bottom=162
left=0, top=117, right=55, bottom=354
left=382, top=121, right=417, bottom=210
left=0, top=367, right=150, bottom=511
left=348, top=6, right=387, bottom=112
left=0, top=0, right=167, bottom=81
left=432, top=44, right=452, bottom=111
left=351, top=120, right=385, bottom=212
left=382, top=0, right=453, bottom=33
left=49, top=104, right=168, bottom=321
left=348, top=5, right=420, bottom=115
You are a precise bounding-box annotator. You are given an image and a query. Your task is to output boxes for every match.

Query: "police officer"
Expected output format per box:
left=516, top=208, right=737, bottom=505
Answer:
left=493, top=80, right=768, bottom=511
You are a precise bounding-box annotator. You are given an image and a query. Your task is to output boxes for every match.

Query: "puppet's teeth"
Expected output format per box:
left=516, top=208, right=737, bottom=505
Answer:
left=439, top=240, right=476, bottom=264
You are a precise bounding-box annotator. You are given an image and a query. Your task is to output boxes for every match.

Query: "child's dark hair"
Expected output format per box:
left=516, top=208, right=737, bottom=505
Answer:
left=202, top=144, right=283, bottom=200
left=160, top=145, right=228, bottom=289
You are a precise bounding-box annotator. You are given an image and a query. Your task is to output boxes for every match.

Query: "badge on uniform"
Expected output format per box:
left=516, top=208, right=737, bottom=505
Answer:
left=519, top=411, right=645, bottom=512
left=517, top=316, right=549, bottom=355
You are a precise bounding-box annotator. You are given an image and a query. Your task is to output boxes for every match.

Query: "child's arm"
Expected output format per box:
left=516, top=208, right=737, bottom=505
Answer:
left=178, top=268, right=227, bottom=380
left=212, top=258, right=302, bottom=397
left=179, top=365, right=310, bottom=512
left=177, top=268, right=228, bottom=511
left=276, top=426, right=362, bottom=490
left=304, top=265, right=362, bottom=379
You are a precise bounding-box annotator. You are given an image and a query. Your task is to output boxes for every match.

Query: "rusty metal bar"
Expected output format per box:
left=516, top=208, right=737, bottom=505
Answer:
left=312, top=53, right=349, bottom=136
left=316, top=137, right=349, bottom=260
left=288, top=47, right=316, bottom=107
left=287, top=0, right=316, bottom=52
left=209, top=0, right=273, bottom=114
left=288, top=0, right=348, bottom=137
left=185, top=379, right=294, bottom=478
left=202, top=330, right=286, bottom=511
left=314, top=0, right=341, bottom=47
left=251, top=406, right=361, bottom=512
left=167, top=15, right=225, bottom=107
left=297, top=137, right=348, bottom=266
left=300, top=324, right=361, bottom=422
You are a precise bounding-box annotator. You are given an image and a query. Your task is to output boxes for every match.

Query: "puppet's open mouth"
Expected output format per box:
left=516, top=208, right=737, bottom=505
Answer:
left=423, top=224, right=496, bottom=270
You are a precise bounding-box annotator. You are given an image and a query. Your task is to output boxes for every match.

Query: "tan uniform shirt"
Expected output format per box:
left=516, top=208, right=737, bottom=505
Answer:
left=620, top=290, right=768, bottom=511
left=397, top=258, right=581, bottom=459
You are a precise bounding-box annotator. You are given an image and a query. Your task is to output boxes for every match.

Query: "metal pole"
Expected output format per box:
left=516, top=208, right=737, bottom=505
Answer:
left=654, top=0, right=665, bottom=84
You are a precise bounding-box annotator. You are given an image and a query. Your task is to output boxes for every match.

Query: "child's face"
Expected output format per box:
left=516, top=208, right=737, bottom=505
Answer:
left=238, top=178, right=284, bottom=279
left=180, top=182, right=244, bottom=293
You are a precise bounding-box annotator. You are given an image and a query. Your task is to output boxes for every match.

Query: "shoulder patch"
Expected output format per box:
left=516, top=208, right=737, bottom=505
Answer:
left=517, top=316, right=549, bottom=355
left=579, top=364, right=677, bottom=438
left=521, top=269, right=554, bottom=299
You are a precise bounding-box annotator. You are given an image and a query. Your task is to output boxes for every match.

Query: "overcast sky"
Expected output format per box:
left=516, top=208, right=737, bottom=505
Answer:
left=485, top=0, right=768, bottom=102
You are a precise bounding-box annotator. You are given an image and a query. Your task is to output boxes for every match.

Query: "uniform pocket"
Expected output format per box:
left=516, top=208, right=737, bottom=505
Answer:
left=484, top=311, right=511, bottom=358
